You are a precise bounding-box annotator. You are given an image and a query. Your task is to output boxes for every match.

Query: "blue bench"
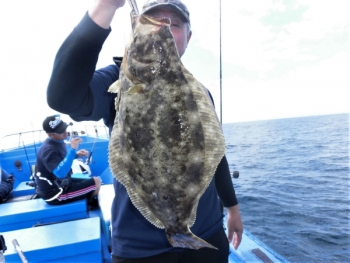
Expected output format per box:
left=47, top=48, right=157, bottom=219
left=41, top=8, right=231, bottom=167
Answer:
left=0, top=198, right=87, bottom=232
left=11, top=181, right=36, bottom=197
left=3, top=217, right=102, bottom=263
left=98, top=184, right=114, bottom=248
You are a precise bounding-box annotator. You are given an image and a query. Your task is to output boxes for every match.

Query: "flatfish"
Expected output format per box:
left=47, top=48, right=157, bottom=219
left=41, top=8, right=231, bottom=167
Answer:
left=108, top=14, right=225, bottom=250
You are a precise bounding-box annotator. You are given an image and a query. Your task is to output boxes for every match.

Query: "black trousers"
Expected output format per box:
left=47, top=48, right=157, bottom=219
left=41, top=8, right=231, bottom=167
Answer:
left=112, top=227, right=229, bottom=263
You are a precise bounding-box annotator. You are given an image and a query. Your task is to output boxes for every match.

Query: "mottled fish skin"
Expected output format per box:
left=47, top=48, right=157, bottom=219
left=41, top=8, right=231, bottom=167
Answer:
left=108, top=15, right=226, bottom=250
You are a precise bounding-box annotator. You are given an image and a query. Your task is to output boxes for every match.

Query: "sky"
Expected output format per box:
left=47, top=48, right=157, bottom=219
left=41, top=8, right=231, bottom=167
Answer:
left=0, top=0, right=349, bottom=139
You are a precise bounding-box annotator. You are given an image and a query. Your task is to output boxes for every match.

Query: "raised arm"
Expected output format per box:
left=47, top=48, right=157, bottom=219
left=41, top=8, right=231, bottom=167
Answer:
left=47, top=0, right=126, bottom=121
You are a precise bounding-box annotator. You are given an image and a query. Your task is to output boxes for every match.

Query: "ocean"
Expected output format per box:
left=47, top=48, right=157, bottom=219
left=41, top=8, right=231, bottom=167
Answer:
left=223, top=113, right=349, bottom=263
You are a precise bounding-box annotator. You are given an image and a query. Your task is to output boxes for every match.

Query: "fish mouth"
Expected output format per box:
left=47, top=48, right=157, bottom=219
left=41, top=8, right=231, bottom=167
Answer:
left=141, top=15, right=171, bottom=27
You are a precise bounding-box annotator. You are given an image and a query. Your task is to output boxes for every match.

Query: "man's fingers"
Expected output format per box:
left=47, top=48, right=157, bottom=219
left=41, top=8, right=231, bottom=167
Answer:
left=233, top=232, right=243, bottom=250
left=227, top=229, right=243, bottom=250
left=72, top=137, right=82, bottom=143
left=227, top=228, right=234, bottom=243
left=80, top=150, right=88, bottom=156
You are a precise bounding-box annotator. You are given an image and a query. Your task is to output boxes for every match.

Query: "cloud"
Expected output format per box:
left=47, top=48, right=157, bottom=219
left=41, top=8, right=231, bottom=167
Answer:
left=172, top=0, right=350, bottom=123
left=261, top=4, right=308, bottom=26
left=0, top=0, right=349, bottom=138
left=220, top=50, right=350, bottom=123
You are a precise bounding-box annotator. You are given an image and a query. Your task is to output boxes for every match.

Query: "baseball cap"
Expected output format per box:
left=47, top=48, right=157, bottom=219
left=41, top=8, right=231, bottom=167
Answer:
left=43, top=115, right=69, bottom=134
left=141, top=0, right=190, bottom=24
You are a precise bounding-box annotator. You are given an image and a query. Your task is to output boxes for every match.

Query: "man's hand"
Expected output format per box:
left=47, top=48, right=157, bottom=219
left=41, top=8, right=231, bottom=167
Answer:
left=70, top=137, right=82, bottom=150
left=226, top=205, right=243, bottom=250
left=76, top=149, right=89, bottom=157
left=89, top=0, right=126, bottom=29
left=97, top=0, right=125, bottom=6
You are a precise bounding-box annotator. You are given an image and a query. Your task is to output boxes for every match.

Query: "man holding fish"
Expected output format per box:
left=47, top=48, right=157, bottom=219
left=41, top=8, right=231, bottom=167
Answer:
left=47, top=0, right=243, bottom=262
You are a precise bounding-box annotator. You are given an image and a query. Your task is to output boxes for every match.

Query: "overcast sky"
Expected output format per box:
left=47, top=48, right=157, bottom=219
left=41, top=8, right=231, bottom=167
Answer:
left=0, top=0, right=349, bottom=139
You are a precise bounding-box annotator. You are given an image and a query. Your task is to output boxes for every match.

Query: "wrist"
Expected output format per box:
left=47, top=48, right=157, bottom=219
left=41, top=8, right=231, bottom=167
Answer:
left=226, top=204, right=240, bottom=214
left=88, top=2, right=119, bottom=29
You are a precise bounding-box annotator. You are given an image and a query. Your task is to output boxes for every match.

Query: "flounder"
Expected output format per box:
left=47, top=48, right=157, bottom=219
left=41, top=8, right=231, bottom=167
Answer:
left=108, top=14, right=226, bottom=250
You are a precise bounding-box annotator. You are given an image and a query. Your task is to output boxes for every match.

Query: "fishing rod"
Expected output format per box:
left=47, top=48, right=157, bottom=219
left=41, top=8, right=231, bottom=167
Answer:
left=127, top=0, right=139, bottom=15
left=19, top=132, right=32, bottom=174
left=12, top=239, right=28, bottom=263
left=86, top=125, right=98, bottom=165
left=219, top=1, right=239, bottom=180
left=219, top=0, right=223, bottom=125
left=127, top=0, right=139, bottom=30
left=29, top=126, right=38, bottom=179
left=30, top=121, right=38, bottom=158
left=30, top=121, right=39, bottom=179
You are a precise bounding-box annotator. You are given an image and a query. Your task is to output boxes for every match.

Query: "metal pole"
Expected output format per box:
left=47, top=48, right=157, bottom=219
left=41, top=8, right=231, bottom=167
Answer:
left=219, top=0, right=223, bottom=125
left=12, top=240, right=28, bottom=263
left=127, top=0, right=139, bottom=15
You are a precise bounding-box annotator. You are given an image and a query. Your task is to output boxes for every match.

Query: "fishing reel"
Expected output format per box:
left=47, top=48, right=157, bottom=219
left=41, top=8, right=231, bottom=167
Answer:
left=71, top=159, right=92, bottom=177
left=67, top=131, right=85, bottom=137
left=230, top=171, right=239, bottom=179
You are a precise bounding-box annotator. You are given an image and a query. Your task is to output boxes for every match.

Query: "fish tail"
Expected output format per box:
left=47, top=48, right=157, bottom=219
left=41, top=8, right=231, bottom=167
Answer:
left=167, top=232, right=218, bottom=250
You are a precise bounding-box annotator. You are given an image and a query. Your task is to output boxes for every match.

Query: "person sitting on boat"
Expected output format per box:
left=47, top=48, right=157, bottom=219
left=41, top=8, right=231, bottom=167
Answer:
left=46, top=0, right=243, bottom=262
left=34, top=114, right=101, bottom=206
left=0, top=168, right=15, bottom=204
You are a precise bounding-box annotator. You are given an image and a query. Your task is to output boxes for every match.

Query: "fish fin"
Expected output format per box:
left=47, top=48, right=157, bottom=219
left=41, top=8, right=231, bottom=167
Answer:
left=108, top=80, right=121, bottom=93
left=108, top=79, right=122, bottom=111
left=182, top=64, right=226, bottom=213
left=167, top=230, right=218, bottom=250
left=108, top=121, right=126, bottom=182
left=188, top=199, right=199, bottom=227
left=108, top=112, right=165, bottom=230
left=125, top=84, right=145, bottom=94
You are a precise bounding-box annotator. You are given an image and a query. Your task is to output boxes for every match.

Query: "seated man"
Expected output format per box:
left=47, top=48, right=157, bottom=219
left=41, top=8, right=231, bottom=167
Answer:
left=34, top=115, right=101, bottom=206
left=0, top=168, right=15, bottom=204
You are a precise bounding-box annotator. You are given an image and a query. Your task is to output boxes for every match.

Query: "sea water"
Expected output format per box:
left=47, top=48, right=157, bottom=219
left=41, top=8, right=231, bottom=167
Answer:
left=223, top=113, right=349, bottom=263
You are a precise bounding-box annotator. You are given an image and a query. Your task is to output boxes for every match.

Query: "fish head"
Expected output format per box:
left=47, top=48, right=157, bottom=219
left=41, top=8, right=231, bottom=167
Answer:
left=124, top=15, right=181, bottom=86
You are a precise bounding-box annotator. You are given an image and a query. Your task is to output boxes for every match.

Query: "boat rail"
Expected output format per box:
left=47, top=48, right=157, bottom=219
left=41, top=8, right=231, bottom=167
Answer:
left=0, top=124, right=110, bottom=151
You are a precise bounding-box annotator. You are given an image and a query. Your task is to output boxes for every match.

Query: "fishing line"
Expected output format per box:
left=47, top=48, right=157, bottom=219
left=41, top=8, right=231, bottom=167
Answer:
left=19, top=131, right=32, bottom=176
left=30, top=121, right=38, bottom=157
left=29, top=121, right=39, bottom=180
